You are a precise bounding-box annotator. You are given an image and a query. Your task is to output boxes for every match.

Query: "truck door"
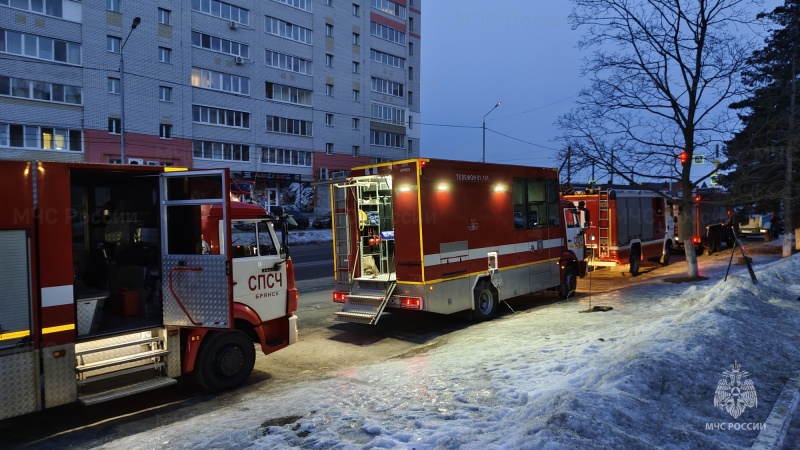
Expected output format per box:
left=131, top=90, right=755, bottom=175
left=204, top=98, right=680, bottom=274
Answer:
left=564, top=207, right=585, bottom=262
left=160, top=170, right=232, bottom=328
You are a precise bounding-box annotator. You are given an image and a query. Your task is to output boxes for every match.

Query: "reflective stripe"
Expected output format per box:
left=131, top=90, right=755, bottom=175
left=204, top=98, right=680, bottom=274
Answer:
left=0, top=330, right=31, bottom=340
left=423, top=238, right=564, bottom=267
left=42, top=324, right=75, bottom=334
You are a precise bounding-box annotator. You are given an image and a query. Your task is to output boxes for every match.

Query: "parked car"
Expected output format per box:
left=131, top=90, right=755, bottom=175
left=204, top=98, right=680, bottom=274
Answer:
left=282, top=206, right=310, bottom=230
left=313, top=213, right=332, bottom=229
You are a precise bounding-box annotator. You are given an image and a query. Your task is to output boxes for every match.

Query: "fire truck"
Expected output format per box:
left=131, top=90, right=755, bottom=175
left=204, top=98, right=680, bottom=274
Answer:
left=0, top=161, right=298, bottom=420
left=330, top=158, right=588, bottom=325
left=562, top=186, right=674, bottom=274
left=670, top=188, right=735, bottom=255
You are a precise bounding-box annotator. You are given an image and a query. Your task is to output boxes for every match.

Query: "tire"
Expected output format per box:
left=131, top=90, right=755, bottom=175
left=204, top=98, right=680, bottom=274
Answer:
left=629, top=248, right=641, bottom=275
left=558, top=265, right=578, bottom=299
left=471, top=281, right=497, bottom=322
left=195, top=330, right=256, bottom=392
left=660, top=241, right=672, bottom=266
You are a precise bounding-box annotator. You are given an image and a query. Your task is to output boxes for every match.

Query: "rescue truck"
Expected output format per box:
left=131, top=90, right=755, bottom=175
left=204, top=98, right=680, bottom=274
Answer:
left=0, top=161, right=298, bottom=420
left=670, top=188, right=735, bottom=255
left=330, top=158, right=589, bottom=325
left=562, top=186, right=675, bottom=274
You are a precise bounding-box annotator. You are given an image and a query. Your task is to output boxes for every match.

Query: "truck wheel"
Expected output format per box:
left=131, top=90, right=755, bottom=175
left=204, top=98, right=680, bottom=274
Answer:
left=195, top=330, right=256, bottom=392
left=660, top=241, right=672, bottom=266
left=629, top=248, right=641, bottom=275
left=558, top=266, right=577, bottom=299
left=471, top=281, right=497, bottom=322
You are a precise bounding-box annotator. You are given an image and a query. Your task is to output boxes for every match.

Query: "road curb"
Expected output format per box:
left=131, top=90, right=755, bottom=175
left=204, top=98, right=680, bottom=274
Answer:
left=751, top=372, right=800, bottom=450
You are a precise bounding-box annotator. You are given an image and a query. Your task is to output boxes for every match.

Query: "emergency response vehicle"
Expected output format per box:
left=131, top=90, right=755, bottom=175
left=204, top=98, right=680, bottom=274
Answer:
left=563, top=186, right=674, bottom=274
left=330, top=158, right=588, bottom=325
left=670, top=188, right=735, bottom=255
left=0, top=161, right=298, bottom=420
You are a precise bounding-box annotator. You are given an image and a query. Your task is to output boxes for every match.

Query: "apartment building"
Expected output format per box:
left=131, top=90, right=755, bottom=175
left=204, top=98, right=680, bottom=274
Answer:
left=0, top=0, right=421, bottom=213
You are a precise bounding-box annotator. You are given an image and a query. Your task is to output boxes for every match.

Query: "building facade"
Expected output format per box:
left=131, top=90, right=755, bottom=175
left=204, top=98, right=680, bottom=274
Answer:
left=0, top=0, right=421, bottom=214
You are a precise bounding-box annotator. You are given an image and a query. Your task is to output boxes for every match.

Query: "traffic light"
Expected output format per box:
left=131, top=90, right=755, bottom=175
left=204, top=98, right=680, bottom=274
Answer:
left=679, top=152, right=689, bottom=166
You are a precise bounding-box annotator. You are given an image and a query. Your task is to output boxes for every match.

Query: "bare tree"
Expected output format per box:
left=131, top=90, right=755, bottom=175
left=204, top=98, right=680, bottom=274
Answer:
left=558, top=0, right=764, bottom=278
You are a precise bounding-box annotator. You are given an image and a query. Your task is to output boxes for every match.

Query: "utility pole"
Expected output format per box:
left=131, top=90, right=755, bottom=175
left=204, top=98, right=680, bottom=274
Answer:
left=482, top=102, right=501, bottom=163
left=119, top=17, right=141, bottom=164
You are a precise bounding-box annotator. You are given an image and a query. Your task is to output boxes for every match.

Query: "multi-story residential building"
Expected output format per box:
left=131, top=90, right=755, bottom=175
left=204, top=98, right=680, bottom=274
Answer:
left=0, top=0, right=421, bottom=214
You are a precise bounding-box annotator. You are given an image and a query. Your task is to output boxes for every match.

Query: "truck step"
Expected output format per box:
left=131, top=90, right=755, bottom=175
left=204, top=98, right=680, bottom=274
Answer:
left=334, top=311, right=377, bottom=324
left=76, top=349, right=170, bottom=373
left=77, top=362, right=166, bottom=386
left=78, top=377, right=178, bottom=406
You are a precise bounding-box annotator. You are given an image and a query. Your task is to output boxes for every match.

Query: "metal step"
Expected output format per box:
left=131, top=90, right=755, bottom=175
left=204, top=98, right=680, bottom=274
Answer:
left=334, top=311, right=377, bottom=324
left=337, top=281, right=395, bottom=325
left=78, top=377, right=178, bottom=406
left=76, top=349, right=170, bottom=373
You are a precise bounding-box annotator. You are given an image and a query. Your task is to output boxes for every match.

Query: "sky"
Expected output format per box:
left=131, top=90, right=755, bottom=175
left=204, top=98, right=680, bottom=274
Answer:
left=419, top=0, right=784, bottom=184
left=65, top=238, right=800, bottom=449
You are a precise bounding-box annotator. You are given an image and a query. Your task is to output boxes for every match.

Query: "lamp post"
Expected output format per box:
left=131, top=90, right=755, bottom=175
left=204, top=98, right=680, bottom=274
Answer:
left=482, top=101, right=501, bottom=163
left=119, top=17, right=141, bottom=164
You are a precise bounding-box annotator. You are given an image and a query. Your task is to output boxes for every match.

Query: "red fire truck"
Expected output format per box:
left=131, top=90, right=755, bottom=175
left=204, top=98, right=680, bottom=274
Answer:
left=562, top=187, right=675, bottom=274
left=0, top=161, right=298, bottom=420
left=670, top=188, right=735, bottom=255
left=330, top=158, right=588, bottom=325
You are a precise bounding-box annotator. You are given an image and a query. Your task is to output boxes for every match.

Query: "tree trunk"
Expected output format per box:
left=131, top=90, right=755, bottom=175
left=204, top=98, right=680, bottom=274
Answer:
left=681, top=194, right=699, bottom=278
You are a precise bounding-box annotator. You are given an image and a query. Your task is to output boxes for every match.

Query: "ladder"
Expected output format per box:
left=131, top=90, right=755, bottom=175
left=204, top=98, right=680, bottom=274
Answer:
left=335, top=279, right=396, bottom=325
left=332, top=182, right=351, bottom=290
left=597, top=190, right=610, bottom=258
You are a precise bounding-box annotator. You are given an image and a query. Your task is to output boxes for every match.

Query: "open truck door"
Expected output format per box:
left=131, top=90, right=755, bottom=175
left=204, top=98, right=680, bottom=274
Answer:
left=160, top=170, right=233, bottom=328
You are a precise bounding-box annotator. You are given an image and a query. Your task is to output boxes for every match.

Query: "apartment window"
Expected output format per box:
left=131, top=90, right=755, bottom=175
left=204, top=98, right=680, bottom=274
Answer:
left=108, top=77, right=120, bottom=94
left=326, top=0, right=332, bottom=5
left=107, top=36, right=121, bottom=53
left=325, top=53, right=333, bottom=67
left=158, top=47, right=172, bottom=63
left=193, top=140, right=250, bottom=162
left=326, top=143, right=333, bottom=155
left=108, top=118, right=121, bottom=134
left=408, top=91, right=413, bottom=105
left=352, top=145, right=360, bottom=157
left=407, top=139, right=412, bottom=154
left=353, top=89, right=359, bottom=101
left=370, top=21, right=406, bottom=45
left=261, top=147, right=312, bottom=166
left=266, top=16, right=313, bottom=44
left=160, top=123, right=172, bottom=139
left=325, top=113, right=333, bottom=126
left=371, top=77, right=404, bottom=97
left=371, top=49, right=405, bottom=69
left=408, top=66, right=413, bottom=80
left=326, top=24, right=334, bottom=37
left=193, top=0, right=251, bottom=25
left=1, top=123, right=82, bottom=151
left=371, top=0, right=406, bottom=19
left=106, top=0, right=120, bottom=12
left=353, top=4, right=360, bottom=16
left=265, top=50, right=311, bottom=75
left=352, top=61, right=360, bottom=73
left=353, top=32, right=360, bottom=45
left=352, top=118, right=360, bottom=129
left=408, top=115, right=413, bottom=129
left=0, top=31, right=81, bottom=65
left=159, top=86, right=172, bottom=102
left=326, top=84, right=333, bottom=96
left=0, top=76, right=82, bottom=105
left=191, top=32, right=250, bottom=58
left=372, top=102, right=405, bottom=124
left=193, top=105, right=250, bottom=128
left=158, top=8, right=171, bottom=25
left=265, top=82, right=313, bottom=106
left=371, top=130, right=405, bottom=148
left=5, top=0, right=74, bottom=20
left=266, top=115, right=312, bottom=136
left=191, top=67, right=250, bottom=95
left=409, top=17, right=414, bottom=32
left=409, top=42, right=414, bottom=56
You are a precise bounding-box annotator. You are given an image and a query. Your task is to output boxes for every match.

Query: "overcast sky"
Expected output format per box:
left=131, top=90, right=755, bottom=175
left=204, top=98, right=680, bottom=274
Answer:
left=420, top=0, right=783, bottom=182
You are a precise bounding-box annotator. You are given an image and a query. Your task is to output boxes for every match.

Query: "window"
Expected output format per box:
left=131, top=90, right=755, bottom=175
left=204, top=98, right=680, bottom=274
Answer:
left=158, top=8, right=171, bottom=25
left=353, top=32, right=360, bottom=45
left=326, top=143, right=333, bottom=155
left=0, top=76, right=82, bottom=105
left=266, top=16, right=312, bottom=44
left=160, top=123, right=172, bottom=139
left=371, top=130, right=405, bottom=148
left=108, top=77, right=120, bottom=94
left=325, top=24, right=333, bottom=37
left=5, top=0, right=73, bottom=20
left=409, top=42, right=413, bottom=56
left=326, top=0, right=332, bottom=5
left=370, top=21, right=406, bottom=45
left=273, top=0, right=312, bottom=12
left=193, top=140, right=250, bottom=162
left=325, top=53, right=333, bottom=67
left=512, top=178, right=560, bottom=229
left=407, top=139, right=412, bottom=154
left=193, top=0, right=251, bottom=26
left=371, top=0, right=406, bottom=18
left=326, top=84, right=333, bottom=96
left=0, top=31, right=81, bottom=65
left=353, top=89, right=360, bottom=101
left=191, top=32, right=250, bottom=58
left=192, top=105, right=250, bottom=128
left=352, top=118, right=360, bottom=129
left=408, top=115, right=413, bottom=129
left=265, top=115, right=312, bottom=136
left=352, top=61, right=360, bottom=73
left=0, top=122, right=83, bottom=151
left=370, top=49, right=405, bottom=69
left=371, top=77, right=404, bottom=97
left=261, top=147, right=313, bottom=166
left=159, top=86, right=172, bottom=102
left=106, top=0, right=120, bottom=12
left=371, top=102, right=405, bottom=124
left=158, top=47, right=172, bottom=63
left=265, top=82, right=313, bottom=106
left=191, top=67, right=250, bottom=95
left=353, top=4, right=360, bottom=16
left=408, top=91, right=413, bottom=105
left=352, top=145, right=360, bottom=157
left=409, top=17, right=414, bottom=32
left=408, top=66, right=413, bottom=80
left=265, top=50, right=311, bottom=75
left=107, top=36, right=121, bottom=53
left=108, top=117, right=121, bottom=134
left=325, top=113, right=333, bottom=126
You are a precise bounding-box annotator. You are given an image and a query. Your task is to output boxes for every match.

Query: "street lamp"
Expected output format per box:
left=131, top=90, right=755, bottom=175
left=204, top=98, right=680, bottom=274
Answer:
left=482, top=101, right=501, bottom=163
left=119, top=16, right=141, bottom=164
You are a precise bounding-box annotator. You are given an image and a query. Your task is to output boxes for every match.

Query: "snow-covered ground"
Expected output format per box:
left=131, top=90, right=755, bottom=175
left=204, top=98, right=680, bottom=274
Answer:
left=94, top=243, right=800, bottom=449
left=286, top=228, right=333, bottom=246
